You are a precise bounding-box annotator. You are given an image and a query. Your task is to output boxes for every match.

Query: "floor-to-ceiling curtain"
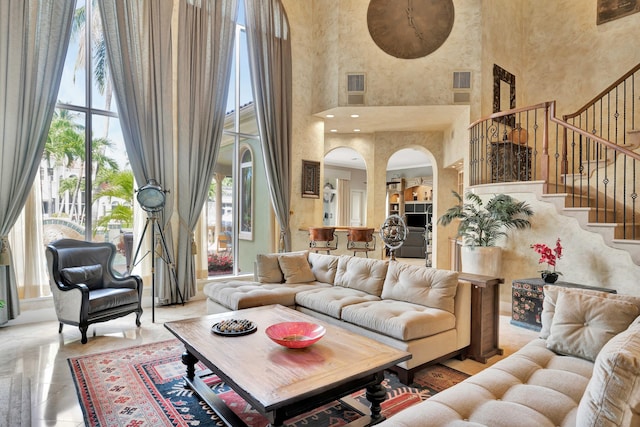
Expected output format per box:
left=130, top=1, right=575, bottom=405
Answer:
left=244, top=0, right=292, bottom=252
left=175, top=0, right=237, bottom=300
left=9, top=171, right=49, bottom=299
left=0, top=0, right=75, bottom=324
left=98, top=0, right=178, bottom=303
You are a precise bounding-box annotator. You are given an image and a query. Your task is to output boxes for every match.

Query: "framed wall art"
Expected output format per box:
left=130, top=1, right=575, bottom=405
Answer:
left=597, top=0, right=640, bottom=25
left=301, top=160, right=320, bottom=199
left=493, top=64, right=516, bottom=129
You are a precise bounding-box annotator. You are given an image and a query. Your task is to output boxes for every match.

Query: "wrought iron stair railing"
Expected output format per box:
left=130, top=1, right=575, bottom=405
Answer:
left=468, top=100, right=640, bottom=240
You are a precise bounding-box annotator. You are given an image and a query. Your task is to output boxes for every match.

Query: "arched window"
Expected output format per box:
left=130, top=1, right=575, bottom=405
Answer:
left=239, top=147, right=253, bottom=240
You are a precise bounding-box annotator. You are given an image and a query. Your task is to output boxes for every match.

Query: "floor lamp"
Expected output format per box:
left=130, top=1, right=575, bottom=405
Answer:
left=128, top=179, right=184, bottom=323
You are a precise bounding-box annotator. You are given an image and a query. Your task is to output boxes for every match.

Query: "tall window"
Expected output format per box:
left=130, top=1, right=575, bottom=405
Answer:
left=206, top=2, right=271, bottom=277
left=42, top=0, right=132, bottom=275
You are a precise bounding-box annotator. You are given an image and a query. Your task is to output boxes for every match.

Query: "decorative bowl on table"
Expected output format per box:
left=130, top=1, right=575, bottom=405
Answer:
left=265, top=322, right=326, bottom=348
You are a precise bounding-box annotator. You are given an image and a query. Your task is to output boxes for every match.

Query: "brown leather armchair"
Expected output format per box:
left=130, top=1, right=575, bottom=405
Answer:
left=45, top=239, right=143, bottom=344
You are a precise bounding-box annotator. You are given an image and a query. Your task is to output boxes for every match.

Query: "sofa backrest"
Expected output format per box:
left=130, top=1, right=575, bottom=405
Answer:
left=308, top=252, right=339, bottom=283
left=381, top=262, right=459, bottom=313
left=334, top=255, right=388, bottom=296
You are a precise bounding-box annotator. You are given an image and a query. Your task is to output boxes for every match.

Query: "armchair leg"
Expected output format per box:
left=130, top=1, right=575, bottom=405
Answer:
left=136, top=310, right=142, bottom=327
left=80, top=325, right=88, bottom=344
left=58, top=322, right=63, bottom=333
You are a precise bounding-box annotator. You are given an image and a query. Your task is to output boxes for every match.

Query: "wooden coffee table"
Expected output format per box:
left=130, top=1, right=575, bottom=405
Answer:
left=164, top=304, right=411, bottom=427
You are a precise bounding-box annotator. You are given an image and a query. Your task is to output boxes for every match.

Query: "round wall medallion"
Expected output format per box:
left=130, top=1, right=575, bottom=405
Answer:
left=367, top=0, right=455, bottom=59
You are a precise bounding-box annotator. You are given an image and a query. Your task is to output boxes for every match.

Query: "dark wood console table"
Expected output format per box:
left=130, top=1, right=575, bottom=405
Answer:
left=490, top=140, right=531, bottom=182
left=459, top=273, right=504, bottom=363
left=511, top=278, right=616, bottom=331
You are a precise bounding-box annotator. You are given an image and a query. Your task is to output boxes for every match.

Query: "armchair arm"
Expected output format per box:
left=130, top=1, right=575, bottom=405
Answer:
left=49, top=280, right=90, bottom=324
left=53, top=279, right=91, bottom=295
left=105, top=275, right=142, bottom=291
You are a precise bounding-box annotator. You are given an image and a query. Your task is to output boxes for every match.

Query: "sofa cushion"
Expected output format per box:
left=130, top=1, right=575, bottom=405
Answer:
left=333, top=256, right=388, bottom=296
left=255, top=254, right=283, bottom=283
left=203, top=280, right=328, bottom=310
left=308, top=252, right=339, bottom=284
left=577, top=317, right=640, bottom=426
left=60, top=264, right=103, bottom=290
left=381, top=262, right=458, bottom=313
left=278, top=251, right=316, bottom=283
left=540, top=285, right=640, bottom=339
left=378, top=339, right=593, bottom=427
left=546, top=290, right=639, bottom=361
left=341, top=300, right=456, bottom=341
left=87, top=287, right=139, bottom=313
left=295, top=287, right=380, bottom=319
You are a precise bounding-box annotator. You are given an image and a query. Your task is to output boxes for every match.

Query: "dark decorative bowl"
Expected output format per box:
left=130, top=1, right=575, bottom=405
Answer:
left=265, top=322, right=326, bottom=349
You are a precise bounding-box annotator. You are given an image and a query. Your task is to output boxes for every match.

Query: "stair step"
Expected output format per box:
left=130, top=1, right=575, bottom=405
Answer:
left=614, top=223, right=640, bottom=240
left=563, top=207, right=620, bottom=223
left=611, top=238, right=640, bottom=265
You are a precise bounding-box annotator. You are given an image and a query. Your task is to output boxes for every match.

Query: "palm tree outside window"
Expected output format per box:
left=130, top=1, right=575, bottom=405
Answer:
left=42, top=0, right=133, bottom=278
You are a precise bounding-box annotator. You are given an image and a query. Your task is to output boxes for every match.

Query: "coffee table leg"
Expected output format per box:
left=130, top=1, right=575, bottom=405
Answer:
left=181, top=351, right=198, bottom=383
left=366, top=371, right=387, bottom=424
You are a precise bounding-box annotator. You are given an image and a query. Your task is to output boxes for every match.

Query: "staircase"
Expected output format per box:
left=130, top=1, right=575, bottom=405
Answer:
left=467, top=63, right=640, bottom=266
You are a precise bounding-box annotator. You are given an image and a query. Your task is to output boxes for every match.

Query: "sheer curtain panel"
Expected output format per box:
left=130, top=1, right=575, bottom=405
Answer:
left=175, top=0, right=237, bottom=300
left=244, top=0, right=293, bottom=252
left=0, top=0, right=75, bottom=324
left=98, top=0, right=178, bottom=303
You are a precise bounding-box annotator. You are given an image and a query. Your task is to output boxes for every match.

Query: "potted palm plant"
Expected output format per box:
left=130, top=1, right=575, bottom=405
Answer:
left=438, top=191, right=534, bottom=276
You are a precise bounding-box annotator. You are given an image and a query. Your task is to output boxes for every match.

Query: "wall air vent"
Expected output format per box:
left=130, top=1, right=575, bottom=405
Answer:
left=452, top=71, right=471, bottom=104
left=347, top=73, right=366, bottom=105
left=453, top=71, right=471, bottom=90
left=453, top=92, right=471, bottom=104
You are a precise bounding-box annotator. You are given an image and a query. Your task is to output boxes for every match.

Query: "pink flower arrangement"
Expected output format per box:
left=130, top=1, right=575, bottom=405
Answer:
left=531, top=238, right=563, bottom=275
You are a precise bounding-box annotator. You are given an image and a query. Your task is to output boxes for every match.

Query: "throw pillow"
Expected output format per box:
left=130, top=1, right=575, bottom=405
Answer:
left=576, top=319, right=640, bottom=426
left=540, top=285, right=640, bottom=339
left=308, top=252, right=339, bottom=284
left=546, top=290, right=640, bottom=361
left=278, top=252, right=316, bottom=284
left=60, top=264, right=103, bottom=290
left=381, top=262, right=458, bottom=313
left=255, top=254, right=283, bottom=283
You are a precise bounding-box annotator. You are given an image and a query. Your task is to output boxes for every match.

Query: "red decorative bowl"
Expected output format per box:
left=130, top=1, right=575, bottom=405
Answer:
left=265, top=322, right=326, bottom=349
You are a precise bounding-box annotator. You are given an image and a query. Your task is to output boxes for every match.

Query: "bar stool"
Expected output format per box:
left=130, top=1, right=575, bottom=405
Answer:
left=347, top=227, right=376, bottom=257
left=308, top=227, right=338, bottom=254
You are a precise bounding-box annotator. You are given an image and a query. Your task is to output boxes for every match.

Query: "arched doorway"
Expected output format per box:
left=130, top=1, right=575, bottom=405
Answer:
left=323, top=147, right=367, bottom=227
left=385, top=148, right=434, bottom=265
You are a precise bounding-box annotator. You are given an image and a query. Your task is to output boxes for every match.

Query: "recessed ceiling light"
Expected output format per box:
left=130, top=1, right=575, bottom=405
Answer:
left=326, top=114, right=335, bottom=118
left=350, top=114, right=359, bottom=118
left=330, top=129, right=337, bottom=132
left=353, top=129, right=361, bottom=132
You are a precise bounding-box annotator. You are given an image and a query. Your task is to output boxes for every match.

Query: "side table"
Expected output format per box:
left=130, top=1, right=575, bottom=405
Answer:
left=511, top=278, right=616, bottom=331
left=459, top=273, right=504, bottom=363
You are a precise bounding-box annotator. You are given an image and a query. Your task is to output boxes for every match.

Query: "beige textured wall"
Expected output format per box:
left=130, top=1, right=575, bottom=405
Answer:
left=309, top=0, right=483, bottom=109
left=481, top=0, right=640, bottom=113
left=522, top=1, right=640, bottom=111
left=283, top=1, right=325, bottom=251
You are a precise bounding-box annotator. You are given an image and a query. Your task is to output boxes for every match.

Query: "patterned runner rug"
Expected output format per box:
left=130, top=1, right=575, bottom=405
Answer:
left=69, top=339, right=469, bottom=426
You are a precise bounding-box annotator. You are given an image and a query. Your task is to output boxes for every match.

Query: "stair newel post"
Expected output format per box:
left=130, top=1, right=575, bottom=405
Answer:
left=542, top=102, right=551, bottom=192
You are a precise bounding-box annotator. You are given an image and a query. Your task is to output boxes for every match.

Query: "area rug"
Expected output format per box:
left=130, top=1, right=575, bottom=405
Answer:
left=69, top=339, right=469, bottom=427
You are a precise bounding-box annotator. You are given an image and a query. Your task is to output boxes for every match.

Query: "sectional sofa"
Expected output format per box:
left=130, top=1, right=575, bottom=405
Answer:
left=379, top=285, right=640, bottom=427
left=203, top=250, right=472, bottom=384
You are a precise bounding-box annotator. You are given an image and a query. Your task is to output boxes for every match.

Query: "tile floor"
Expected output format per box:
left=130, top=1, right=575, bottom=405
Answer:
left=0, top=290, right=538, bottom=426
